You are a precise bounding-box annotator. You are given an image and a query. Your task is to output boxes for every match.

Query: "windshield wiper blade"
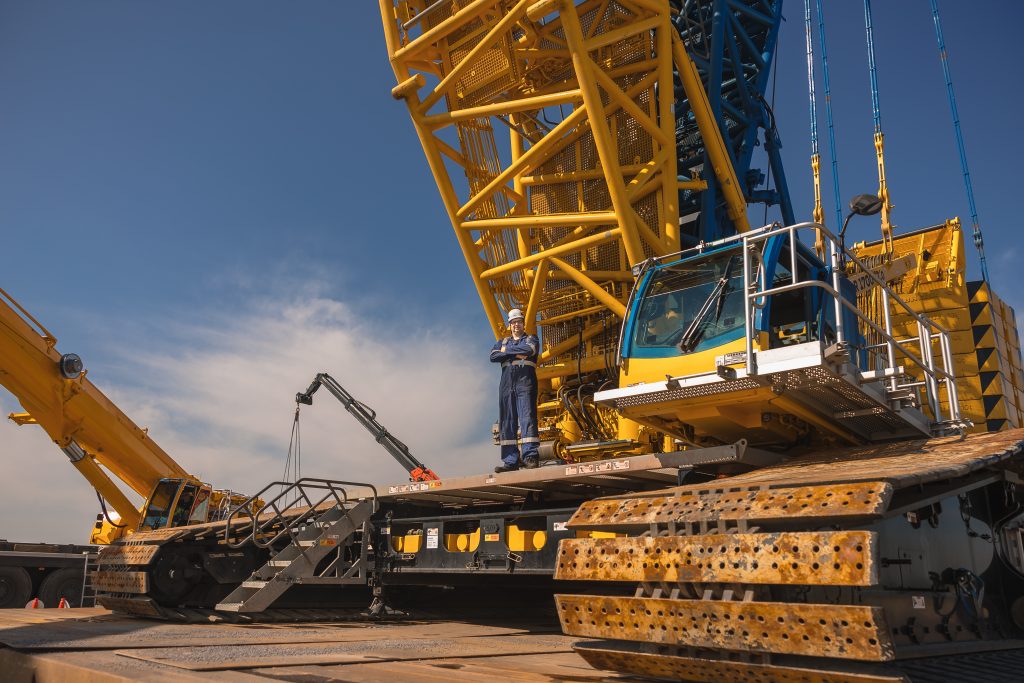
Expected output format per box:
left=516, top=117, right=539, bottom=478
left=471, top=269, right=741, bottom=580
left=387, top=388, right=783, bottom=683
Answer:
left=712, top=256, right=738, bottom=323
left=677, top=255, right=739, bottom=354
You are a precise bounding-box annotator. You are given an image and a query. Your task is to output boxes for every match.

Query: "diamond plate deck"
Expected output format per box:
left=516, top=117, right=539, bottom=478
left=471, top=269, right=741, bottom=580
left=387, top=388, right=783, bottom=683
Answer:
left=574, top=643, right=908, bottom=683
left=555, top=530, right=877, bottom=585
left=556, top=594, right=895, bottom=660
left=715, top=428, right=1024, bottom=490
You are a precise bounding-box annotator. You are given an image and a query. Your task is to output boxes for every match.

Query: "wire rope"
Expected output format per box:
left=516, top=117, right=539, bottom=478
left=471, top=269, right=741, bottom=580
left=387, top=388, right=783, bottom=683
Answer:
left=814, top=0, right=843, bottom=230
left=929, top=0, right=989, bottom=281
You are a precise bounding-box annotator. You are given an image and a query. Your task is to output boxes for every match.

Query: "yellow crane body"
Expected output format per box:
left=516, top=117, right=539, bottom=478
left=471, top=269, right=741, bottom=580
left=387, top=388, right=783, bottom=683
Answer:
left=0, top=287, right=247, bottom=543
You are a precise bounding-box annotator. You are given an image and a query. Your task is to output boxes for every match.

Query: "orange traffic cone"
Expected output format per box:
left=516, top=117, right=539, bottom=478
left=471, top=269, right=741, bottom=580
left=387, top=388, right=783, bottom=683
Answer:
left=57, top=597, right=71, bottom=609
left=24, top=598, right=44, bottom=609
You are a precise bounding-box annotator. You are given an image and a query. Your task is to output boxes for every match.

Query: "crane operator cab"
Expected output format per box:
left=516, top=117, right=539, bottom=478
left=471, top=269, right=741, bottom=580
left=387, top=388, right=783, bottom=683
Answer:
left=92, top=478, right=252, bottom=543
left=140, top=479, right=216, bottom=531
left=596, top=222, right=963, bottom=452
left=138, top=479, right=252, bottom=531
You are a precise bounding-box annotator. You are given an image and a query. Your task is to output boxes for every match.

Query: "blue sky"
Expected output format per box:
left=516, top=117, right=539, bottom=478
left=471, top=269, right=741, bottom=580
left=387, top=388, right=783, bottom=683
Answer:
left=1, top=1, right=1021, bottom=542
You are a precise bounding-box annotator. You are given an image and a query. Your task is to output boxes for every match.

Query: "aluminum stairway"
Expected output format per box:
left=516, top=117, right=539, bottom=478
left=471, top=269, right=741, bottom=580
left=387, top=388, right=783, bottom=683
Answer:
left=215, top=478, right=377, bottom=614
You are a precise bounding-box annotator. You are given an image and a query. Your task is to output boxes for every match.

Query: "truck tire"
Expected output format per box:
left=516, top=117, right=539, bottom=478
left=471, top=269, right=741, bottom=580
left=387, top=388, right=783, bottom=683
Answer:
left=38, top=567, right=84, bottom=608
left=0, top=566, right=33, bottom=608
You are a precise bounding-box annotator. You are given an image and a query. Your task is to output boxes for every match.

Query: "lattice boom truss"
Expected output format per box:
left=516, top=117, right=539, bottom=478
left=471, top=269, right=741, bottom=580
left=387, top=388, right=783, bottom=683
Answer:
left=380, top=0, right=746, bottom=377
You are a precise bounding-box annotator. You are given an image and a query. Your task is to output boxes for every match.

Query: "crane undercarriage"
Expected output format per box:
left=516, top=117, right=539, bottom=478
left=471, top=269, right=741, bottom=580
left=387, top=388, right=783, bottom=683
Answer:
left=95, top=428, right=1024, bottom=680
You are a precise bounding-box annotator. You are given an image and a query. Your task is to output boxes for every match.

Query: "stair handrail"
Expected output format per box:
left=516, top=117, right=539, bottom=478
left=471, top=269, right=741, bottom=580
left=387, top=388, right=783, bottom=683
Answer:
left=224, top=477, right=377, bottom=549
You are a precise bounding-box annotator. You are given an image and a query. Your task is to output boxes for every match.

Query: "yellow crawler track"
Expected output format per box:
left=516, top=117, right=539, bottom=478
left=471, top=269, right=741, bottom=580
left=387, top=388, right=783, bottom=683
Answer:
left=555, top=429, right=1024, bottom=681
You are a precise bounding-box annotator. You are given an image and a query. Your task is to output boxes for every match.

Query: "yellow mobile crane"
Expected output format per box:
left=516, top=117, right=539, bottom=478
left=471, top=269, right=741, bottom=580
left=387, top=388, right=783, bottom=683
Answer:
left=0, top=286, right=250, bottom=605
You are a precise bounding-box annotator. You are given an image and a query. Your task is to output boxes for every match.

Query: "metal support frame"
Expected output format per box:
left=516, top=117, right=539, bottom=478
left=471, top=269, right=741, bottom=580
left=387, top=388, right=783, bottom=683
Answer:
left=671, top=0, right=792, bottom=243
left=381, top=0, right=682, bottom=346
left=380, top=1, right=791, bottom=417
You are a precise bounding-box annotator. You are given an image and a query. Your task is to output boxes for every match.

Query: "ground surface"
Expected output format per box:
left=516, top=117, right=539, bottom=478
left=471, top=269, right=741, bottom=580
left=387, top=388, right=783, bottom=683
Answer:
left=0, top=607, right=634, bottom=682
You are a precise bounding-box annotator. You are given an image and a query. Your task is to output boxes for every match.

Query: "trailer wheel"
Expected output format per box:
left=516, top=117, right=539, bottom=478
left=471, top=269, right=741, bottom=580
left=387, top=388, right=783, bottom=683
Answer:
left=39, top=567, right=84, bottom=607
left=0, top=566, right=33, bottom=607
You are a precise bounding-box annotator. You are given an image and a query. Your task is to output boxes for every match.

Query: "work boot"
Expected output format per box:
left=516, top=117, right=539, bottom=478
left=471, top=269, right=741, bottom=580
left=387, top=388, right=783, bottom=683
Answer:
left=494, top=464, right=517, bottom=473
left=522, top=457, right=539, bottom=469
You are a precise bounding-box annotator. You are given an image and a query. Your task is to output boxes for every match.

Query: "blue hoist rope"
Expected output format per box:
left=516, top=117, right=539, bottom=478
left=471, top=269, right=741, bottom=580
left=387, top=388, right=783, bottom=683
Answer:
left=929, top=0, right=989, bottom=282
left=863, top=0, right=882, bottom=135
left=803, top=0, right=818, bottom=159
left=814, top=0, right=842, bottom=230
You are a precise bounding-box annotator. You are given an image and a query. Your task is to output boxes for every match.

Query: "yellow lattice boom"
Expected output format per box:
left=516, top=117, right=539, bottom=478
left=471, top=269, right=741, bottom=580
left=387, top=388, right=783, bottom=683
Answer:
left=379, top=0, right=749, bottom=455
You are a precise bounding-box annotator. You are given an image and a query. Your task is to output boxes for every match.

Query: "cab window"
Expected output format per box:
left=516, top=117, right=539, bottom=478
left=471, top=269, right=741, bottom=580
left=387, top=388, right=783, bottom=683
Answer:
left=142, top=480, right=181, bottom=529
left=632, top=248, right=745, bottom=354
left=188, top=487, right=212, bottom=525
left=171, top=484, right=199, bottom=528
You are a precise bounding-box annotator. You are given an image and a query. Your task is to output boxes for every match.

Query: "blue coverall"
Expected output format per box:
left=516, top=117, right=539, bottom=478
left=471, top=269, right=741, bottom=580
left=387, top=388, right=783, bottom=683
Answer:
left=489, top=333, right=540, bottom=468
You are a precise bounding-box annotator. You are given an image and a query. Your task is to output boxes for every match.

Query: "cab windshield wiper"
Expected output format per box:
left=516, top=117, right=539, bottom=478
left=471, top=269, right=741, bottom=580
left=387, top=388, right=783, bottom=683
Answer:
left=677, top=255, right=738, bottom=353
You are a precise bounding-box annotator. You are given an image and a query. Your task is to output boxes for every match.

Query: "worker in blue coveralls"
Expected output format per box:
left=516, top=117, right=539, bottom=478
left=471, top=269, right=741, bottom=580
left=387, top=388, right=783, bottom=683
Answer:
left=489, top=308, right=540, bottom=473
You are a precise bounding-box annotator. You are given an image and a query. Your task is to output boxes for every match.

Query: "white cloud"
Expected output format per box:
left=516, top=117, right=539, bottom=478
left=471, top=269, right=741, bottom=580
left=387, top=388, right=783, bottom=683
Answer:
left=0, top=414, right=105, bottom=544
left=0, top=294, right=497, bottom=544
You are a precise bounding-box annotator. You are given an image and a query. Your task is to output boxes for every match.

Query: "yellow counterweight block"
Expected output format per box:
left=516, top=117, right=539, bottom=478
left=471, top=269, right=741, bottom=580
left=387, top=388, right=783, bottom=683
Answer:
left=851, top=220, right=1024, bottom=432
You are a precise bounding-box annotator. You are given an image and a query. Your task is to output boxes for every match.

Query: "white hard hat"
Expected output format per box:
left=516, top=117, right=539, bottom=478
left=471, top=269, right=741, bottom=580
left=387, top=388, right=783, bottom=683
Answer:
left=507, top=308, right=525, bottom=323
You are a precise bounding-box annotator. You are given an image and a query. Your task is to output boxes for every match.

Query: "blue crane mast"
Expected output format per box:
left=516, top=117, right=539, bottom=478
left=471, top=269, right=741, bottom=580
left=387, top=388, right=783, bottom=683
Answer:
left=670, top=0, right=794, bottom=245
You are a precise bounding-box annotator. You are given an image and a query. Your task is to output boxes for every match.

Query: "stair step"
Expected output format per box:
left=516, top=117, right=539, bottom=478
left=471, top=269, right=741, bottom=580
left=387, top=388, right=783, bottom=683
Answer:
left=214, top=498, right=374, bottom=614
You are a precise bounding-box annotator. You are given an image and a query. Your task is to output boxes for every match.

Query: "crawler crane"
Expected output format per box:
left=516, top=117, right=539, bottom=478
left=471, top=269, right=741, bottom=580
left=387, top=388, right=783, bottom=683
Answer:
left=83, top=1, right=1024, bottom=680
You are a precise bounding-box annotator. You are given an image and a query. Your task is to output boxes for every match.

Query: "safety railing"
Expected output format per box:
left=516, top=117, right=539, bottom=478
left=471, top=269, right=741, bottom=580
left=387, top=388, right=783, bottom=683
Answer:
left=224, top=477, right=378, bottom=549
left=733, top=221, right=961, bottom=427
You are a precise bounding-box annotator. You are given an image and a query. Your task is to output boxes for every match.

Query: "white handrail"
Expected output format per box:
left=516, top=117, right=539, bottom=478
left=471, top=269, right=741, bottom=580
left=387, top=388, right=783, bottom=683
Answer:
left=735, top=221, right=960, bottom=426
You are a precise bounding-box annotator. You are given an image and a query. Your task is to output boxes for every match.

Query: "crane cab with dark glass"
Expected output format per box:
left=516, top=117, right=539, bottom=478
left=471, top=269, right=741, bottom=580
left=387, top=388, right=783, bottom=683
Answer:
left=597, top=223, right=953, bottom=450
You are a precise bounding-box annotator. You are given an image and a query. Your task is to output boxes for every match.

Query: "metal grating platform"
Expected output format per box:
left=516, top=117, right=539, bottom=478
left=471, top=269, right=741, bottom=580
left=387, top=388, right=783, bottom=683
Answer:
left=598, top=341, right=934, bottom=441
